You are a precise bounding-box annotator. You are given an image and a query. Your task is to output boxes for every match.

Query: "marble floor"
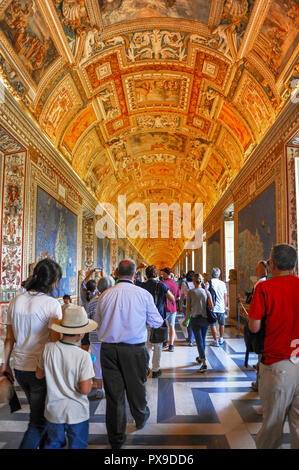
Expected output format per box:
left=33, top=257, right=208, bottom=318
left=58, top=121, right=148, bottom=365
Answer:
left=0, top=317, right=291, bottom=449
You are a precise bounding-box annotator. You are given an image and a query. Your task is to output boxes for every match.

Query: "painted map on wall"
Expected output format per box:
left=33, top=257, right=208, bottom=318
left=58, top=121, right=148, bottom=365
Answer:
left=207, top=230, right=221, bottom=277
left=36, top=188, right=77, bottom=296
left=97, top=236, right=111, bottom=275
left=118, top=248, right=125, bottom=263
left=238, top=184, right=276, bottom=294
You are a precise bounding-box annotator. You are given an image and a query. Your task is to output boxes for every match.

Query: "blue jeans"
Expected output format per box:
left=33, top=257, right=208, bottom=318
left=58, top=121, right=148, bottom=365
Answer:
left=44, top=420, right=89, bottom=449
left=183, top=303, right=195, bottom=343
left=14, top=369, right=47, bottom=449
left=187, top=323, right=195, bottom=343
left=190, top=317, right=210, bottom=360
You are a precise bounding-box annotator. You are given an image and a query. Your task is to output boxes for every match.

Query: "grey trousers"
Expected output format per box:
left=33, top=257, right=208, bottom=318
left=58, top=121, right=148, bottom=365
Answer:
left=256, top=359, right=299, bottom=449
left=146, top=328, right=162, bottom=372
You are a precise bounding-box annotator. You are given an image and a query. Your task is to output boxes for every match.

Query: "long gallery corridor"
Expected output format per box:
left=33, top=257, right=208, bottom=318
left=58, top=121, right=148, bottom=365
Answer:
left=0, top=0, right=299, bottom=453
left=0, top=318, right=291, bottom=450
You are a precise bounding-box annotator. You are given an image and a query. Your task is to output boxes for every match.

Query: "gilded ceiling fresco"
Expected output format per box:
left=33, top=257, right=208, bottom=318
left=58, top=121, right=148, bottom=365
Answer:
left=0, top=0, right=298, bottom=265
left=98, top=0, right=212, bottom=26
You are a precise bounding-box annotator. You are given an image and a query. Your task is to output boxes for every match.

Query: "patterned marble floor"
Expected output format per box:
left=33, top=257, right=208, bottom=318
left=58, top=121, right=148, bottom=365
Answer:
left=0, top=317, right=291, bottom=449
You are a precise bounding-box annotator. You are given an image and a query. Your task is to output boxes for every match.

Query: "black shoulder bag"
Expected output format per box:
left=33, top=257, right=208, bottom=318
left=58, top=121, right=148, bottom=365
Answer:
left=149, top=282, right=168, bottom=344
left=206, top=294, right=218, bottom=324
left=244, top=317, right=266, bottom=367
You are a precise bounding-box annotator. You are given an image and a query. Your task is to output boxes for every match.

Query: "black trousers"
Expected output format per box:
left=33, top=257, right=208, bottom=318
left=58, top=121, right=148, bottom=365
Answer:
left=101, top=342, right=150, bottom=447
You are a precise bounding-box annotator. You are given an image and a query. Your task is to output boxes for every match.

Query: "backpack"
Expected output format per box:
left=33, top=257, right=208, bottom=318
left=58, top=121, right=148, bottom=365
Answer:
left=243, top=317, right=266, bottom=367
left=208, top=280, right=217, bottom=306
left=153, top=281, right=167, bottom=319
left=149, top=282, right=168, bottom=344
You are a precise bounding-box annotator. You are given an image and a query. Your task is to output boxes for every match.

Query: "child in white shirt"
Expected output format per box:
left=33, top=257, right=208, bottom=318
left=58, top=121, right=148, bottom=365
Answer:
left=36, top=305, right=97, bottom=449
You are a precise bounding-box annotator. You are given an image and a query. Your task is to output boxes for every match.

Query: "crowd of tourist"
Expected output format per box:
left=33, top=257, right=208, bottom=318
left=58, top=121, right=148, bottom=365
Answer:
left=0, top=243, right=298, bottom=450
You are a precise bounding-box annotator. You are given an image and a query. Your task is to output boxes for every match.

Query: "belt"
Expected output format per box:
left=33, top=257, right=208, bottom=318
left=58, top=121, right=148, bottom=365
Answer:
left=102, top=342, right=145, bottom=347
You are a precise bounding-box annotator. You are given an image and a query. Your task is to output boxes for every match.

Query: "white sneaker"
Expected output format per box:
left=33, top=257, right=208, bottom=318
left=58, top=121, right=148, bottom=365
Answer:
left=219, top=337, right=224, bottom=345
left=212, top=340, right=219, bottom=347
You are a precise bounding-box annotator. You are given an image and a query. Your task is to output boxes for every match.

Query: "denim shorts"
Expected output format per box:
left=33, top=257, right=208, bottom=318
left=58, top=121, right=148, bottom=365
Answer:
left=166, top=311, right=176, bottom=328
left=211, top=312, right=226, bottom=326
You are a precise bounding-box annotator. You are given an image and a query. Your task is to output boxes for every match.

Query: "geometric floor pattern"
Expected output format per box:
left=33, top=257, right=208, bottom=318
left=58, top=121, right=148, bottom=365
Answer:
left=0, top=316, right=291, bottom=449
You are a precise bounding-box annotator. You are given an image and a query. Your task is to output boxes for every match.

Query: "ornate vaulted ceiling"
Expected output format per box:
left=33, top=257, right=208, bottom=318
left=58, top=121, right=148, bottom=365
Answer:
left=0, top=0, right=298, bottom=266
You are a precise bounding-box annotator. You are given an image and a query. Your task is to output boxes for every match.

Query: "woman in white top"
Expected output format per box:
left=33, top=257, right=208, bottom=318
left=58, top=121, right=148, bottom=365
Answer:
left=0, top=258, right=63, bottom=449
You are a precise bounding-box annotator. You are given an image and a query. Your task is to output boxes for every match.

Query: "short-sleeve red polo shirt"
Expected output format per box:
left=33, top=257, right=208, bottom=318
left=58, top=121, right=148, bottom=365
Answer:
left=248, top=275, right=299, bottom=365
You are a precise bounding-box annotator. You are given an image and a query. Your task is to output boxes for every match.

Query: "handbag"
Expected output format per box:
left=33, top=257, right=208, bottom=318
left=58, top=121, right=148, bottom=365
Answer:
left=244, top=317, right=266, bottom=367
left=206, top=302, right=218, bottom=324
left=150, top=321, right=168, bottom=344
left=0, top=372, right=22, bottom=413
left=0, top=375, right=14, bottom=404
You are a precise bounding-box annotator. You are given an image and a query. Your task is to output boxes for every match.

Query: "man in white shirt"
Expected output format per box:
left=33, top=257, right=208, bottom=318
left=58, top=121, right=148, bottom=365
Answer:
left=96, top=259, right=163, bottom=450
left=209, top=267, right=228, bottom=346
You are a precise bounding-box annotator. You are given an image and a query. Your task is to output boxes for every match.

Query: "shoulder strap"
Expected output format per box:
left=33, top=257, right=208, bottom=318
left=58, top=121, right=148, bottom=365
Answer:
left=244, top=347, right=249, bottom=368
left=153, top=282, right=160, bottom=306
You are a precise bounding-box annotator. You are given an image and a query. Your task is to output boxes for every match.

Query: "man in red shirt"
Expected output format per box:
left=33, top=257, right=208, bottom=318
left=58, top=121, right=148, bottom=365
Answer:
left=248, top=244, right=299, bottom=449
left=160, top=267, right=181, bottom=352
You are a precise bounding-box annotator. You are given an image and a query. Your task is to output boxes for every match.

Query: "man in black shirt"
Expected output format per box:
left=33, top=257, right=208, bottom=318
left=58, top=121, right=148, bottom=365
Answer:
left=137, top=265, right=174, bottom=377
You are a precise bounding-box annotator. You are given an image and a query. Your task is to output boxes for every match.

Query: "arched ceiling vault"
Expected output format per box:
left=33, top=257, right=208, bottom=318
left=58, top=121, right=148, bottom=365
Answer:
left=0, top=0, right=298, bottom=267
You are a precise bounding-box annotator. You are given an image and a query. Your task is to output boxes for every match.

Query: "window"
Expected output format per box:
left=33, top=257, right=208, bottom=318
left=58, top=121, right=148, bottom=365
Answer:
left=224, top=220, right=234, bottom=281
left=202, top=233, right=206, bottom=274
left=223, top=203, right=235, bottom=281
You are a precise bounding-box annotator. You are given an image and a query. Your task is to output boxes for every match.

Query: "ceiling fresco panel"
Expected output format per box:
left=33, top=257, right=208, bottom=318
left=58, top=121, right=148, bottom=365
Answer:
left=62, top=103, right=97, bottom=153
left=218, top=102, right=252, bottom=149
left=124, top=72, right=191, bottom=112
left=40, top=73, right=83, bottom=143
left=128, top=131, right=187, bottom=155
left=256, top=0, right=299, bottom=76
left=0, top=0, right=59, bottom=86
left=72, top=127, right=104, bottom=175
left=98, top=0, right=212, bottom=27
left=234, top=70, right=275, bottom=139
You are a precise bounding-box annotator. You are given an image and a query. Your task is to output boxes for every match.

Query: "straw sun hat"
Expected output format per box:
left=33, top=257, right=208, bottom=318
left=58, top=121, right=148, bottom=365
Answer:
left=51, top=305, right=98, bottom=334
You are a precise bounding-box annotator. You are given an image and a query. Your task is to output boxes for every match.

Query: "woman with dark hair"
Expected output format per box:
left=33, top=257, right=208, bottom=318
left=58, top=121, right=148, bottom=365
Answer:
left=0, top=258, right=63, bottom=449
left=80, top=270, right=99, bottom=312
left=80, top=273, right=99, bottom=351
